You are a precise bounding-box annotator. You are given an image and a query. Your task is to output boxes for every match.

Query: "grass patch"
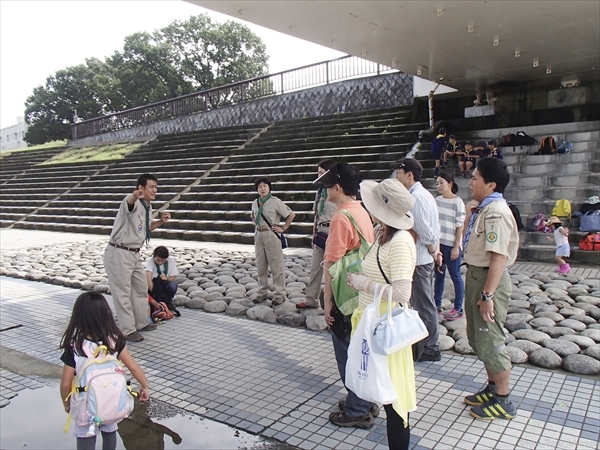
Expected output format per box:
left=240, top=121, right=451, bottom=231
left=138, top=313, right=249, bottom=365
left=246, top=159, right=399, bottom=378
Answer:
left=38, top=143, right=141, bottom=165
left=0, top=140, right=68, bottom=159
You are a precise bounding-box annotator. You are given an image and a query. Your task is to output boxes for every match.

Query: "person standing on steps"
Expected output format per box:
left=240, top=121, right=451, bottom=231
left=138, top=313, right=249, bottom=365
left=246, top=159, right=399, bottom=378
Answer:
left=430, top=127, right=447, bottom=178
left=103, top=173, right=171, bottom=343
left=545, top=216, right=571, bottom=274
left=434, top=172, right=466, bottom=320
left=393, top=158, right=443, bottom=362
left=251, top=177, right=295, bottom=305
left=462, top=157, right=519, bottom=420
left=297, top=159, right=337, bottom=310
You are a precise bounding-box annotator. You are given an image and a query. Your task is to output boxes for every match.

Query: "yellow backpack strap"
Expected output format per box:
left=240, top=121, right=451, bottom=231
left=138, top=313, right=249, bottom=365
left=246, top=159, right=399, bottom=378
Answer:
left=63, top=378, right=76, bottom=433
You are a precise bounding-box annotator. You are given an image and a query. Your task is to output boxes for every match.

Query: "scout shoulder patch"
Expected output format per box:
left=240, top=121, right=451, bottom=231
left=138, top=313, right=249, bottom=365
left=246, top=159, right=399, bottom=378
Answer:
left=486, top=231, right=498, bottom=243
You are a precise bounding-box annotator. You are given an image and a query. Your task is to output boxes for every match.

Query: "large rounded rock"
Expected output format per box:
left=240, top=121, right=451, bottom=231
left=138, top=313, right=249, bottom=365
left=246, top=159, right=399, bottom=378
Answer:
left=559, top=307, right=587, bottom=317
left=454, top=338, right=475, bottom=355
left=581, top=329, right=600, bottom=343
left=247, top=305, right=277, bottom=323
left=204, top=291, right=225, bottom=302
left=508, top=340, right=541, bottom=355
left=439, top=335, right=455, bottom=351
left=536, top=326, right=577, bottom=338
left=443, top=318, right=467, bottom=332
left=506, top=346, right=528, bottom=364
left=568, top=286, right=590, bottom=298
left=544, top=280, right=572, bottom=290
left=277, top=313, right=307, bottom=327
left=576, top=295, right=600, bottom=306
left=504, top=320, right=532, bottom=333
left=225, top=302, right=250, bottom=316
left=203, top=300, right=228, bottom=313
left=510, top=292, right=529, bottom=302
left=541, top=339, right=581, bottom=357
left=558, top=319, right=587, bottom=332
left=306, top=315, right=328, bottom=331
left=534, top=311, right=565, bottom=322
left=569, top=314, right=597, bottom=326
left=185, top=298, right=206, bottom=309
left=529, top=317, right=556, bottom=328
left=512, top=329, right=551, bottom=344
left=588, top=307, right=600, bottom=321
left=529, top=348, right=562, bottom=369
left=509, top=300, right=531, bottom=309
left=562, top=354, right=600, bottom=375
left=559, top=335, right=596, bottom=349
left=583, top=344, right=600, bottom=361
left=528, top=295, right=551, bottom=306
left=173, top=294, right=190, bottom=306
left=452, top=329, right=468, bottom=342
left=534, top=304, right=558, bottom=314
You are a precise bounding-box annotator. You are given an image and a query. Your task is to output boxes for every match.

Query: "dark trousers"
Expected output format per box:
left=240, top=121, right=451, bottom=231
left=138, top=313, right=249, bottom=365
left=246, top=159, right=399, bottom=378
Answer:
left=149, top=278, right=177, bottom=304
left=411, top=263, right=440, bottom=358
left=77, top=431, right=117, bottom=450
left=384, top=405, right=410, bottom=450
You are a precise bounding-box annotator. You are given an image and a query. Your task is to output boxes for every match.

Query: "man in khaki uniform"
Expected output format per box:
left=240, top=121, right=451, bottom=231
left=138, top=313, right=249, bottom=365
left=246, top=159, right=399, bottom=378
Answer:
left=462, top=158, right=519, bottom=420
left=103, top=174, right=171, bottom=342
left=297, top=159, right=337, bottom=310
left=251, top=177, right=295, bottom=305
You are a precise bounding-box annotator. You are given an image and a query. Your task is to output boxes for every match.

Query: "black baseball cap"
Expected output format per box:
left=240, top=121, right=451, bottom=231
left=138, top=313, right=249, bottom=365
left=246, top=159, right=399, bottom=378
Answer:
left=390, top=158, right=423, bottom=178
left=313, top=162, right=361, bottom=190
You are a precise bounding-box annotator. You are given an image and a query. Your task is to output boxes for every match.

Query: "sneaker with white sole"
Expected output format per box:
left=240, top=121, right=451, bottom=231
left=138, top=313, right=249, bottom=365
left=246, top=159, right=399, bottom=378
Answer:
left=464, top=385, right=495, bottom=406
left=444, top=308, right=464, bottom=321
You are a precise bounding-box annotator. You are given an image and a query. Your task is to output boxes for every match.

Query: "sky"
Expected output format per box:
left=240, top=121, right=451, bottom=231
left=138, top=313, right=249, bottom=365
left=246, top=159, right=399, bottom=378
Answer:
left=0, top=0, right=345, bottom=129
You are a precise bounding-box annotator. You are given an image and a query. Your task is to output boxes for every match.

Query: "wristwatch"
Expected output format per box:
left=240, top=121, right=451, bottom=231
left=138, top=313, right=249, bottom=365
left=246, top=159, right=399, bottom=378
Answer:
left=481, top=291, right=494, bottom=302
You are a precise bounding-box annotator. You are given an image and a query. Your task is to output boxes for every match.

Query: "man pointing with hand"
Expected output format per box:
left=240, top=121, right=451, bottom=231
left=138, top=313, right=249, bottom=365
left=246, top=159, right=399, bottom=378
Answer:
left=103, top=173, right=171, bottom=342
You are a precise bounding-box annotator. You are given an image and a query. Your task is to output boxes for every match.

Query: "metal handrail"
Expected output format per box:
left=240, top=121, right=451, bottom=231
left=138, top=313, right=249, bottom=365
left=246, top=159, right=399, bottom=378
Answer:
left=71, top=55, right=396, bottom=139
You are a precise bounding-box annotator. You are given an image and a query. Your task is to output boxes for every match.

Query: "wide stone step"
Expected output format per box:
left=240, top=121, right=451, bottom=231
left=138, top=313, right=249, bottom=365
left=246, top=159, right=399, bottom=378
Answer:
left=151, top=228, right=311, bottom=247
left=519, top=161, right=589, bottom=175
left=519, top=230, right=590, bottom=246
left=166, top=200, right=314, bottom=212
left=162, top=218, right=313, bottom=234
left=520, top=244, right=600, bottom=264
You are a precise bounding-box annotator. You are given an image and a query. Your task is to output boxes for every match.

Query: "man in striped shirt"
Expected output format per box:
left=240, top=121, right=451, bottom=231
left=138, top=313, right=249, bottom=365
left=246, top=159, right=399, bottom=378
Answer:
left=393, top=158, right=443, bottom=362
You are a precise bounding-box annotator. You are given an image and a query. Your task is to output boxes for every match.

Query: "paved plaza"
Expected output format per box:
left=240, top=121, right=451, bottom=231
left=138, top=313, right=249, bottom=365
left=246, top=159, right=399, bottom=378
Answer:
left=0, top=230, right=599, bottom=450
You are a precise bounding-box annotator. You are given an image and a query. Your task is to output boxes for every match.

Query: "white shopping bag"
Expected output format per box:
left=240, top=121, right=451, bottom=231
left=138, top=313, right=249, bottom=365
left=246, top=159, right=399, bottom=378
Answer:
left=345, top=285, right=397, bottom=405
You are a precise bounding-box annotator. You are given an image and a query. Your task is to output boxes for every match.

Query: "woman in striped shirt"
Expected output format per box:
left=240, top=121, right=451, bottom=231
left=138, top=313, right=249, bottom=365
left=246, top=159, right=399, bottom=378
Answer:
left=434, top=173, right=466, bottom=320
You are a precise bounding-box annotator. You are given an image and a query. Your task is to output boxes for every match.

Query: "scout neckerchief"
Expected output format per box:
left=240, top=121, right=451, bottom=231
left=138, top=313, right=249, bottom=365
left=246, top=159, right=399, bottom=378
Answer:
left=155, top=259, right=168, bottom=276
left=139, top=199, right=151, bottom=243
left=463, top=192, right=505, bottom=250
left=317, top=188, right=328, bottom=217
left=255, top=192, right=272, bottom=225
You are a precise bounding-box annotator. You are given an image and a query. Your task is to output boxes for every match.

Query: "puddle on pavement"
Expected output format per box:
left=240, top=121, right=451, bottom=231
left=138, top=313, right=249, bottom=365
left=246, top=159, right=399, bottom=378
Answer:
left=0, top=385, right=292, bottom=450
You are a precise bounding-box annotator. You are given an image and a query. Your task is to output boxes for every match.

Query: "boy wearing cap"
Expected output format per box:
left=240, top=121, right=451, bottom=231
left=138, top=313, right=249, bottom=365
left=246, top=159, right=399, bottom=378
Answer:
left=394, top=158, right=443, bottom=362
left=462, top=157, right=519, bottom=420
left=457, top=141, right=480, bottom=178
left=442, top=135, right=461, bottom=168
left=317, top=162, right=377, bottom=429
left=431, top=127, right=447, bottom=177
left=545, top=216, right=571, bottom=273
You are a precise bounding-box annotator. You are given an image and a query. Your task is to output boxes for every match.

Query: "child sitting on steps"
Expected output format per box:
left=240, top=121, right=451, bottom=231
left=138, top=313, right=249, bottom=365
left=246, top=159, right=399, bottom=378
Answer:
left=545, top=216, right=571, bottom=274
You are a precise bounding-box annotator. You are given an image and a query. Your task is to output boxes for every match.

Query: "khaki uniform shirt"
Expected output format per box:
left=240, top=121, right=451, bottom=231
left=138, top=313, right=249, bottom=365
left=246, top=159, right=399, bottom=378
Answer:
left=109, top=197, right=150, bottom=248
left=251, top=196, right=293, bottom=228
left=314, top=189, right=336, bottom=233
left=464, top=200, right=519, bottom=267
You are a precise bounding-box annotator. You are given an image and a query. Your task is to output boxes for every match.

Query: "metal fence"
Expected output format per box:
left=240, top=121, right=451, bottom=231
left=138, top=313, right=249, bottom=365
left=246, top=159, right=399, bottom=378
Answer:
left=71, top=55, right=396, bottom=139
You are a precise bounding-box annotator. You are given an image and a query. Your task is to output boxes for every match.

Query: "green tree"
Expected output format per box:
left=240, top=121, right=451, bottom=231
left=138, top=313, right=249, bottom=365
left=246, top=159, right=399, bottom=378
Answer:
left=24, top=14, right=269, bottom=144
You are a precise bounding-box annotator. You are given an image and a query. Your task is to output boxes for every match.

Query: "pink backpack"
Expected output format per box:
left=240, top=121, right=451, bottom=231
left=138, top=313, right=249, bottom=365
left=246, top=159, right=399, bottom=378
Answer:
left=68, top=343, right=135, bottom=428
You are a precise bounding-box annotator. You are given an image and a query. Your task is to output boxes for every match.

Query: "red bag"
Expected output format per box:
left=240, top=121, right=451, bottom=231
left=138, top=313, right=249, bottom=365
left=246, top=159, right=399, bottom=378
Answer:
left=579, top=233, right=600, bottom=251
left=149, top=295, right=174, bottom=321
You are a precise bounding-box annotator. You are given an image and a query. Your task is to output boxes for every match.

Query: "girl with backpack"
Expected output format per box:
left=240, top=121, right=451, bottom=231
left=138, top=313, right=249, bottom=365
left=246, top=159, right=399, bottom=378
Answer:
left=545, top=216, right=571, bottom=274
left=59, top=292, right=150, bottom=450
left=434, top=173, right=466, bottom=320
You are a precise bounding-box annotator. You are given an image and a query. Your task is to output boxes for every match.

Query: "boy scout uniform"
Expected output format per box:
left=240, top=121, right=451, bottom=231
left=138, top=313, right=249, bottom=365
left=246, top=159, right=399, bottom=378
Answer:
left=251, top=196, right=293, bottom=304
left=103, top=197, right=150, bottom=335
left=463, top=200, right=519, bottom=374
left=304, top=190, right=337, bottom=307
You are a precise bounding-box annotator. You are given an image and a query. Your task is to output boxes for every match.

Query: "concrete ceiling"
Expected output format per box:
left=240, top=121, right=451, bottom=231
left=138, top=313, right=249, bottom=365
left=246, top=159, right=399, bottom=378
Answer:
left=186, top=1, right=599, bottom=93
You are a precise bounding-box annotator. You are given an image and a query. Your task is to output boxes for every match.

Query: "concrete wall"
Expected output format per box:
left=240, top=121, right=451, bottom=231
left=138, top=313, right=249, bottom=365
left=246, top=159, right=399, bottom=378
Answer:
left=71, top=72, right=413, bottom=145
left=1, top=117, right=28, bottom=151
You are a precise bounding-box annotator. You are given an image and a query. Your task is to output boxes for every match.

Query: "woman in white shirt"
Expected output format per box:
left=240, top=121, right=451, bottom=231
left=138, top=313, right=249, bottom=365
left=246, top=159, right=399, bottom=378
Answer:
left=434, top=173, right=466, bottom=320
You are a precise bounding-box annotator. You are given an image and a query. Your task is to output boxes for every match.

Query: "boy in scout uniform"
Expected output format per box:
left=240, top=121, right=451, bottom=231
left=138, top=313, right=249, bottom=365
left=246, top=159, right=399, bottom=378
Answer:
left=462, top=157, right=519, bottom=420
left=103, top=174, right=171, bottom=342
left=251, top=177, right=295, bottom=305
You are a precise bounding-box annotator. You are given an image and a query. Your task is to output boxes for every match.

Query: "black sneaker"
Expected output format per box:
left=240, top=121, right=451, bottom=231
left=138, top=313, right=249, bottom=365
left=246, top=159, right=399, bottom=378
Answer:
left=329, top=411, right=374, bottom=429
left=470, top=396, right=517, bottom=420
left=337, top=399, right=380, bottom=418
left=464, top=386, right=495, bottom=406
left=417, top=351, right=442, bottom=362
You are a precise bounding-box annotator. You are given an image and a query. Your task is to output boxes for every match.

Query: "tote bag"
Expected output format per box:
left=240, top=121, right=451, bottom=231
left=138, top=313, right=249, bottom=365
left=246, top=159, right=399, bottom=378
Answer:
left=345, top=285, right=397, bottom=405
left=327, top=210, right=372, bottom=316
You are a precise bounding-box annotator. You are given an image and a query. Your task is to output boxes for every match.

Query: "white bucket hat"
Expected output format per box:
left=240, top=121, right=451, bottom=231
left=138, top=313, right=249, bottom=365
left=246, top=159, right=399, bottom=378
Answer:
left=360, top=179, right=415, bottom=230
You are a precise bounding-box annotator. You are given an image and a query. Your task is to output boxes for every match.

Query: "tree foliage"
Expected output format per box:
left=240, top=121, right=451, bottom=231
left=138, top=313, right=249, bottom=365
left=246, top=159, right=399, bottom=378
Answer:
left=24, top=14, right=269, bottom=145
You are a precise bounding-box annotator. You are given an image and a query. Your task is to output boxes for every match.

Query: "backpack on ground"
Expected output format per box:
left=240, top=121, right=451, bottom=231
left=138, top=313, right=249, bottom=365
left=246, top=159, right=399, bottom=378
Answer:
left=534, top=136, right=557, bottom=155
left=579, top=233, right=600, bottom=251
left=551, top=199, right=572, bottom=219
left=508, top=203, right=525, bottom=231
left=514, top=131, right=537, bottom=146
left=500, top=133, right=516, bottom=149
left=67, top=343, right=135, bottom=429
left=527, top=213, right=546, bottom=232
left=557, top=140, right=573, bottom=154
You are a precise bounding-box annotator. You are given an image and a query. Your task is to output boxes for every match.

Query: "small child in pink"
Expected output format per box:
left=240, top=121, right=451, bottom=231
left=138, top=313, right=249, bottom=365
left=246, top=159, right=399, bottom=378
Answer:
left=545, top=216, right=571, bottom=273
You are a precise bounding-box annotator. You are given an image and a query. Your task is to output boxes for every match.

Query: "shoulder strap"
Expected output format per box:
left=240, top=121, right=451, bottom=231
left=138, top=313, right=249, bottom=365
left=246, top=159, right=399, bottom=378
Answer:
left=338, top=210, right=368, bottom=245
left=376, top=244, right=391, bottom=284
left=260, top=212, right=272, bottom=228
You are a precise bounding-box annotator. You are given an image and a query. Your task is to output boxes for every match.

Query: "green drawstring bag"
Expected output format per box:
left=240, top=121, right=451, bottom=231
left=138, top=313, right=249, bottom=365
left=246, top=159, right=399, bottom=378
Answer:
left=327, top=210, right=373, bottom=316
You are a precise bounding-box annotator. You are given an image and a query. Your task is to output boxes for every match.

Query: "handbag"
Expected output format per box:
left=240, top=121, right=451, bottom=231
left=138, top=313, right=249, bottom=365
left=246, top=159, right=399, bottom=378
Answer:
left=313, top=231, right=328, bottom=249
left=371, top=285, right=429, bottom=355
left=345, top=285, right=398, bottom=405
left=326, top=210, right=372, bottom=316
left=261, top=213, right=288, bottom=249
left=580, top=210, right=600, bottom=232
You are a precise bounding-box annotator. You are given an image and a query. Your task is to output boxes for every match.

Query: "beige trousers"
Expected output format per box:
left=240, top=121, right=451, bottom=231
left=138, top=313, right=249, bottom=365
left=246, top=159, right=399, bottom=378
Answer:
left=255, top=230, right=286, bottom=302
left=103, top=244, right=149, bottom=335
left=304, top=245, right=325, bottom=306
